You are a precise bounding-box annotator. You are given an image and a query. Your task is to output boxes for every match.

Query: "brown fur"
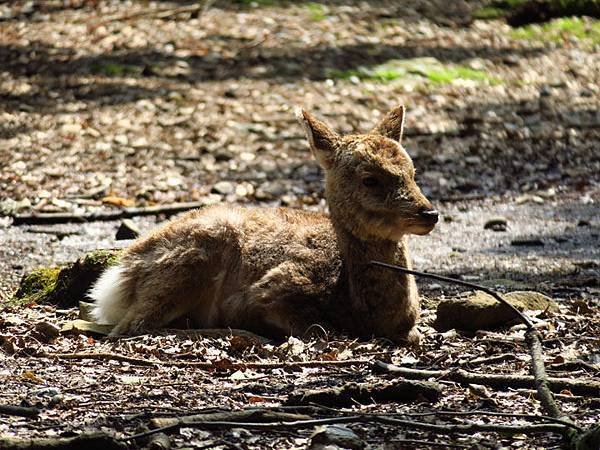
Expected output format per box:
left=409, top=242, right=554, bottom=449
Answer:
left=91, top=105, right=437, bottom=344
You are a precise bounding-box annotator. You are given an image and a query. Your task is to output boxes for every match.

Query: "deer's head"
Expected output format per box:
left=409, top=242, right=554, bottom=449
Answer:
left=298, top=105, right=438, bottom=241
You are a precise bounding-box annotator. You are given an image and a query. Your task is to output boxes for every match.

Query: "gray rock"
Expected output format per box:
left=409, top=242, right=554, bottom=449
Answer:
left=116, top=219, right=140, bottom=240
left=434, top=290, right=559, bottom=332
left=308, top=425, right=365, bottom=450
left=212, top=181, right=235, bottom=195
left=484, top=216, right=508, bottom=232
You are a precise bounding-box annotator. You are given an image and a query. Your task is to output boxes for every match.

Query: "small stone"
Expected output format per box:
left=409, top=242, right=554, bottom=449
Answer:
left=577, top=220, right=590, bottom=227
left=116, top=219, right=140, bottom=240
left=33, top=322, right=60, bottom=343
left=215, top=150, right=233, bottom=162
left=484, top=217, right=508, bottom=232
left=511, top=238, right=544, bottom=247
left=212, top=181, right=234, bottom=195
left=114, top=134, right=129, bottom=145
left=308, top=425, right=365, bottom=450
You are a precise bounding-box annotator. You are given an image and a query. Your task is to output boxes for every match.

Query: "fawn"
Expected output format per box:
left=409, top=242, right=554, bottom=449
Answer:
left=90, top=105, right=438, bottom=344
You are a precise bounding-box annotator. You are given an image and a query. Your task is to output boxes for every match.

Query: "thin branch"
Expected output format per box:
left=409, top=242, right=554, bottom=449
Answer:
left=0, top=432, right=125, bottom=450
left=373, top=361, right=599, bottom=397
left=48, top=352, right=372, bottom=370
left=403, top=409, right=583, bottom=431
left=370, top=261, right=533, bottom=329
left=0, top=404, right=40, bottom=418
left=123, top=413, right=569, bottom=442
left=12, top=201, right=206, bottom=225
left=525, top=329, right=575, bottom=429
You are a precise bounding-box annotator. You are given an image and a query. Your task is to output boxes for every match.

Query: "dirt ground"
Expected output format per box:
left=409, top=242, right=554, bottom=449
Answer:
left=0, top=1, right=598, bottom=449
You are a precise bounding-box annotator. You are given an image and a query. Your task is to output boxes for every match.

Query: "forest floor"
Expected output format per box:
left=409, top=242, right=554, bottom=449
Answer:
left=0, top=1, right=598, bottom=449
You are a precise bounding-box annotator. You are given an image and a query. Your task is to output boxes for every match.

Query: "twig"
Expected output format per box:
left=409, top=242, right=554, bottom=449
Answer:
left=403, top=409, right=583, bottom=431
left=527, top=331, right=562, bottom=415
left=0, top=404, right=40, bottom=418
left=124, top=412, right=568, bottom=442
left=47, top=352, right=372, bottom=370
left=12, top=201, right=206, bottom=225
left=83, top=2, right=211, bottom=26
left=381, top=439, right=469, bottom=449
left=369, top=261, right=533, bottom=329
left=0, top=432, right=125, bottom=450
left=373, top=361, right=599, bottom=397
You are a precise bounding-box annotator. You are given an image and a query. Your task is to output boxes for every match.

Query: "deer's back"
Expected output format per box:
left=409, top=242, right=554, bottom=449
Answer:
left=125, top=205, right=342, bottom=291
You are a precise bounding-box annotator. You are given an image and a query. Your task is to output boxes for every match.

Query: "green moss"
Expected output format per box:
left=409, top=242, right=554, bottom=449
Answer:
left=473, top=0, right=529, bottom=20
left=426, top=66, right=501, bottom=85
left=510, top=17, right=600, bottom=43
left=10, top=249, right=122, bottom=308
left=473, top=6, right=508, bottom=20
left=91, top=62, right=143, bottom=77
left=327, top=58, right=501, bottom=86
left=306, top=2, right=328, bottom=21
left=83, top=249, right=121, bottom=267
left=12, top=267, right=60, bottom=305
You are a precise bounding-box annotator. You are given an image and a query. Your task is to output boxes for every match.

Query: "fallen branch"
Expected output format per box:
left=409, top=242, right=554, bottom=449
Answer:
left=374, top=359, right=599, bottom=397
left=82, top=1, right=213, bottom=26
left=285, top=379, right=442, bottom=407
left=124, top=411, right=569, bottom=442
left=150, top=410, right=311, bottom=429
left=0, top=432, right=125, bottom=450
left=0, top=404, right=40, bottom=418
left=48, top=352, right=372, bottom=370
left=12, top=201, right=206, bottom=225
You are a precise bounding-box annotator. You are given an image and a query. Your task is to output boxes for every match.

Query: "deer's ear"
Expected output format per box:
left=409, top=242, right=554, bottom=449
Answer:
left=296, top=108, right=339, bottom=169
left=371, top=105, right=405, bottom=143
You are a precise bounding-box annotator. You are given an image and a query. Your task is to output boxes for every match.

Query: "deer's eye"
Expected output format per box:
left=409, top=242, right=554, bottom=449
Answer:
left=362, top=176, right=380, bottom=188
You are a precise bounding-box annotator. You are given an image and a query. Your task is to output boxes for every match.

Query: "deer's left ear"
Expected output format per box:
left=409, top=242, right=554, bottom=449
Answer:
left=371, top=105, right=405, bottom=143
left=296, top=108, right=340, bottom=169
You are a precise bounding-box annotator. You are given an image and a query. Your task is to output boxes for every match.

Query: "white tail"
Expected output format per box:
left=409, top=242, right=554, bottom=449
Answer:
left=88, top=265, right=130, bottom=325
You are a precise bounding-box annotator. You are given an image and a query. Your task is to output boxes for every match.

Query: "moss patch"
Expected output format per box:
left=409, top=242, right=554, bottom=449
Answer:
left=91, top=62, right=143, bottom=77
left=12, top=267, right=61, bottom=306
left=306, top=2, right=328, bottom=21
left=473, top=0, right=528, bottom=20
left=510, top=17, right=600, bottom=43
left=11, top=249, right=122, bottom=308
left=327, top=57, right=500, bottom=86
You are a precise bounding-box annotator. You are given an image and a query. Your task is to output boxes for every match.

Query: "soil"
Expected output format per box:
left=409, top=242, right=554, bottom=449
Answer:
left=0, top=1, right=598, bottom=449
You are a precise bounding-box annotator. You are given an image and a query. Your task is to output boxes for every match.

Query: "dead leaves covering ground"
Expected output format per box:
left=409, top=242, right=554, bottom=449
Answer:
left=0, top=0, right=599, bottom=448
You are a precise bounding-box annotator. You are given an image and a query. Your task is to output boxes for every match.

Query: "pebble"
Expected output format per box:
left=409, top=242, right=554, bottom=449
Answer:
left=116, top=219, right=140, bottom=240
left=484, top=217, right=508, bottom=232
left=212, top=181, right=235, bottom=195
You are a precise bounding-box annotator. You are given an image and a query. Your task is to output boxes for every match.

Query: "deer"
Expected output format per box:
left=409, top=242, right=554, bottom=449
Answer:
left=89, top=105, right=438, bottom=345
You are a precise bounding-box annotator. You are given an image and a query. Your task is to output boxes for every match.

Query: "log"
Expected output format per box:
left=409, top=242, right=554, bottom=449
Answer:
left=373, top=361, right=600, bottom=397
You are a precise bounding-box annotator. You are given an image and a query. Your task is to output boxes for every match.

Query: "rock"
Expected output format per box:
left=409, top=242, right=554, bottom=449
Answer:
left=212, top=181, right=235, bottom=195
left=434, top=292, right=520, bottom=331
left=511, top=238, right=544, bottom=246
left=434, top=290, right=559, bottom=332
left=13, top=250, right=121, bottom=308
left=116, top=219, right=140, bottom=240
left=504, top=291, right=559, bottom=313
left=61, top=319, right=112, bottom=336
left=33, top=322, right=61, bottom=343
left=484, top=216, right=508, bottom=232
left=308, top=425, right=365, bottom=450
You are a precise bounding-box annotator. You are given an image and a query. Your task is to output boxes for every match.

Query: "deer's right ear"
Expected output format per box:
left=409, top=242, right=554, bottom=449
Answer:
left=371, top=105, right=405, bottom=143
left=296, top=108, right=339, bottom=169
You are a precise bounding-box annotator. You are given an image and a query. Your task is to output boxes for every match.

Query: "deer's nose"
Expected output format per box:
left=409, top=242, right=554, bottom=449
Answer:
left=419, top=209, right=439, bottom=224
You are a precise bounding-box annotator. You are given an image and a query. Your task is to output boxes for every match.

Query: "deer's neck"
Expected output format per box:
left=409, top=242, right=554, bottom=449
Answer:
left=330, top=213, right=418, bottom=338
